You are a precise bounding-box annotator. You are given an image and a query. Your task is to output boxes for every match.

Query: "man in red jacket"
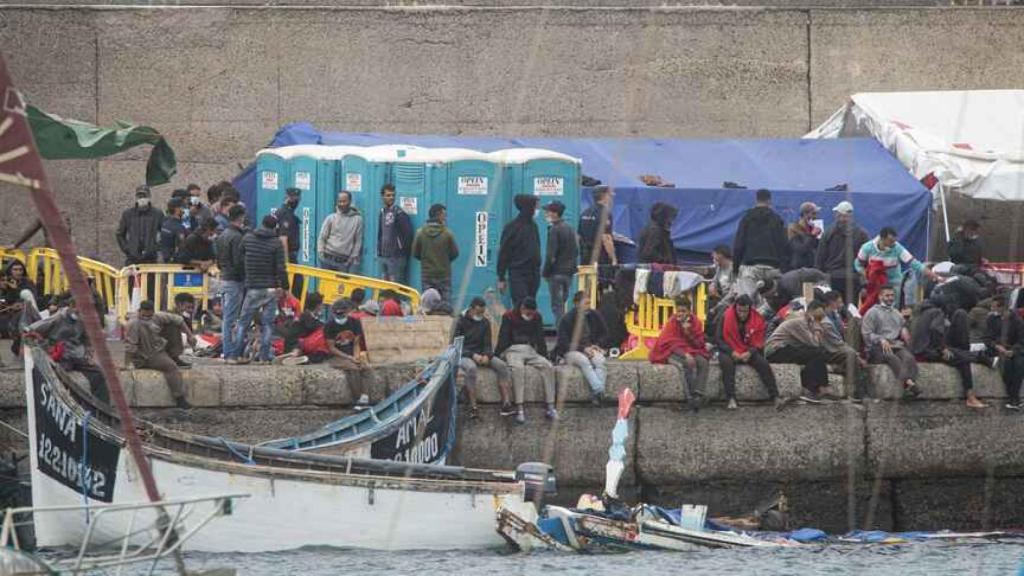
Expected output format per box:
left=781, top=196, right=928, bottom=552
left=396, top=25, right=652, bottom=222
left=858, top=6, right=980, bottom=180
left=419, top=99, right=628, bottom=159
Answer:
left=714, top=294, right=782, bottom=410
left=650, top=295, right=709, bottom=411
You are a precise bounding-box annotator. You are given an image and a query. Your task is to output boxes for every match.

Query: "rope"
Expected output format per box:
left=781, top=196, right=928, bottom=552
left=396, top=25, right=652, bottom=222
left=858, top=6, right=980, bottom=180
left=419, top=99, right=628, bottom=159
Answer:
left=217, top=437, right=255, bottom=465
left=79, top=411, right=91, bottom=525
left=0, top=419, right=28, bottom=439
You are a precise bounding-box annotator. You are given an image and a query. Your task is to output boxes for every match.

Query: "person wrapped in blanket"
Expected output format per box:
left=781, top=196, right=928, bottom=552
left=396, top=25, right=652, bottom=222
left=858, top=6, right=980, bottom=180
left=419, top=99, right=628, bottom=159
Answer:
left=274, top=292, right=325, bottom=366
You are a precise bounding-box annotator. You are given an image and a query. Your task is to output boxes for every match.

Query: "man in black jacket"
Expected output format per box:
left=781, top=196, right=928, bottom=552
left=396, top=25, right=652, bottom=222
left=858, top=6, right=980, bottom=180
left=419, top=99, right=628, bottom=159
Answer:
left=235, top=215, right=290, bottom=364
left=215, top=205, right=248, bottom=363
left=733, top=189, right=788, bottom=299
left=378, top=184, right=414, bottom=285
left=453, top=296, right=512, bottom=418
left=637, top=202, right=678, bottom=265
left=159, top=198, right=188, bottom=264
left=116, top=186, right=164, bottom=266
left=275, top=187, right=302, bottom=263
left=498, top=194, right=542, bottom=308
left=495, top=297, right=556, bottom=424
left=948, top=220, right=984, bottom=275
left=578, top=186, right=617, bottom=266
left=553, top=291, right=609, bottom=405
left=543, top=201, right=578, bottom=325
left=815, top=201, right=869, bottom=305
left=984, top=296, right=1024, bottom=410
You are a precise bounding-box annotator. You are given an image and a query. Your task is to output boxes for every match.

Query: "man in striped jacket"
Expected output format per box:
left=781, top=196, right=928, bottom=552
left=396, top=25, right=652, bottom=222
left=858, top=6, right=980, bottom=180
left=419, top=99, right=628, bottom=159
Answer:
left=855, top=227, right=937, bottom=305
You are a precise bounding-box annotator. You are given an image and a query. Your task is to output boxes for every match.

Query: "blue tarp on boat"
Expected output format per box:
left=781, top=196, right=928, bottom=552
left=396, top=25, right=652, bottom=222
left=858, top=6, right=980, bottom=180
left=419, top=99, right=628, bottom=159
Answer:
left=234, top=125, right=932, bottom=260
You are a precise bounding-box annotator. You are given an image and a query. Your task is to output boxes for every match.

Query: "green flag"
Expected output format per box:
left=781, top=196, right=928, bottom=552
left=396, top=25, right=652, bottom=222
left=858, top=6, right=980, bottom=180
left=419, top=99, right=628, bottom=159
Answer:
left=27, top=105, right=177, bottom=186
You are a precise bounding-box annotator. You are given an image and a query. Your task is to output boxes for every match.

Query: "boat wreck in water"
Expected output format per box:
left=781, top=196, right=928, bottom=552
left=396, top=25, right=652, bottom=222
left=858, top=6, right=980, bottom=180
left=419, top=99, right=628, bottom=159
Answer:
left=23, top=346, right=539, bottom=552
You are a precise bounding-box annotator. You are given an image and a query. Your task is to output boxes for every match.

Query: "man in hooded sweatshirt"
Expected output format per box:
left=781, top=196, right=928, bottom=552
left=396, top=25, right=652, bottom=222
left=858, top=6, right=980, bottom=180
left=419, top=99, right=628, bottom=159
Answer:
left=732, top=189, right=788, bottom=298
left=237, top=215, right=290, bottom=363
left=317, top=190, right=363, bottom=274
left=412, top=204, right=459, bottom=305
left=543, top=201, right=578, bottom=325
left=637, top=202, right=678, bottom=265
left=910, top=294, right=987, bottom=408
left=498, top=194, right=542, bottom=307
left=116, top=186, right=164, bottom=266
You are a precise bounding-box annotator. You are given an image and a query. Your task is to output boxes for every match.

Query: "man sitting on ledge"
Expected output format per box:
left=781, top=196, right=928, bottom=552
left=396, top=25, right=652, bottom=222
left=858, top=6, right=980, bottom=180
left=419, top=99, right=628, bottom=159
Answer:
left=650, top=295, right=710, bottom=412
left=911, top=295, right=987, bottom=409
left=125, top=300, right=196, bottom=409
left=453, top=296, right=513, bottom=420
left=765, top=300, right=838, bottom=403
left=495, top=297, right=557, bottom=425
left=714, top=294, right=783, bottom=410
left=862, top=285, right=920, bottom=398
left=553, top=291, right=609, bottom=407
left=26, top=296, right=109, bottom=404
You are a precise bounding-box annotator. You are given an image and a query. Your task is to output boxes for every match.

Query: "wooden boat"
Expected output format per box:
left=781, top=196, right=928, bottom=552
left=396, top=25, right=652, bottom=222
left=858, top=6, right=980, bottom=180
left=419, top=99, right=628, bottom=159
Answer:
left=24, top=347, right=536, bottom=553
left=259, top=340, right=460, bottom=463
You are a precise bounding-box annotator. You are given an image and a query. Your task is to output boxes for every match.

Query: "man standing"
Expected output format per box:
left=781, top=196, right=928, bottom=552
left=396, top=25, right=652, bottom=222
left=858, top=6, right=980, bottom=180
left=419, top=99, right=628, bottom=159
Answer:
left=815, top=201, right=869, bottom=305
left=498, top=194, right=542, bottom=307
left=178, top=218, right=217, bottom=271
left=159, top=198, right=188, bottom=264
left=495, top=297, right=557, bottom=424
left=948, top=220, right=985, bottom=275
left=236, top=215, right=290, bottom=364
left=411, top=204, right=459, bottom=305
left=275, top=187, right=302, bottom=263
left=215, top=205, right=247, bottom=364
left=862, top=285, right=920, bottom=398
left=714, top=294, right=781, bottom=410
left=453, top=296, right=513, bottom=419
left=855, top=227, right=938, bottom=306
left=318, top=191, right=363, bottom=274
left=378, top=184, right=414, bottom=284
left=542, top=201, right=578, bottom=324
left=116, top=186, right=163, bottom=266
left=125, top=300, right=196, bottom=409
left=637, top=202, right=678, bottom=265
left=578, top=186, right=617, bottom=266
left=787, top=202, right=822, bottom=271
left=553, top=291, right=609, bottom=406
left=732, top=189, right=789, bottom=298
left=650, top=295, right=710, bottom=411
left=186, top=182, right=213, bottom=226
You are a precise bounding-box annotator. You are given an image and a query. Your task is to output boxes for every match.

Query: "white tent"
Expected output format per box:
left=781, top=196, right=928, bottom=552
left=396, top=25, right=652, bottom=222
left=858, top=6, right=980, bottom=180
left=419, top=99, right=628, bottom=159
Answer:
left=806, top=90, right=1024, bottom=239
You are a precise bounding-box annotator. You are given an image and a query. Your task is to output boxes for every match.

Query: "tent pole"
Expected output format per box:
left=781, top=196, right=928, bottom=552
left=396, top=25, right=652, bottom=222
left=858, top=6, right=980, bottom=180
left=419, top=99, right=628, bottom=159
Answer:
left=939, top=184, right=951, bottom=243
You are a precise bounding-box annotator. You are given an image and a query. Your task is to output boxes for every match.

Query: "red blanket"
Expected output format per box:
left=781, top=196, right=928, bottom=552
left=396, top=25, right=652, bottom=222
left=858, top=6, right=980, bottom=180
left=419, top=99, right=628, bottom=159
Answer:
left=721, top=305, right=766, bottom=354
left=649, top=313, right=707, bottom=363
left=858, top=260, right=889, bottom=316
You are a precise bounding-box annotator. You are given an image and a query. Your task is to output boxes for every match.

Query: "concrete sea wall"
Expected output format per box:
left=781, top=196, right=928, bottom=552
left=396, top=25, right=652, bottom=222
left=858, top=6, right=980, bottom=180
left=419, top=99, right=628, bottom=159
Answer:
left=2, top=359, right=1023, bottom=532
left=1, top=6, right=1024, bottom=260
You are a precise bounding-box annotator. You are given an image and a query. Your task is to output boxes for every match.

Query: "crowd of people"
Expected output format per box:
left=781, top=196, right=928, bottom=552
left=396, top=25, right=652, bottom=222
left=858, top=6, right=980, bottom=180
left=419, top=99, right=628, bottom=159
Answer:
left=7, top=179, right=1021, bottom=421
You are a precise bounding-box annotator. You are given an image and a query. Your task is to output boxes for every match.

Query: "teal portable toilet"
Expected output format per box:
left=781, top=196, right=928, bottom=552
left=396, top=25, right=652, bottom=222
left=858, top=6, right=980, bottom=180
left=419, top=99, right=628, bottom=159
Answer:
left=254, top=148, right=288, bottom=221
left=491, top=148, right=583, bottom=325
left=426, top=149, right=504, bottom=311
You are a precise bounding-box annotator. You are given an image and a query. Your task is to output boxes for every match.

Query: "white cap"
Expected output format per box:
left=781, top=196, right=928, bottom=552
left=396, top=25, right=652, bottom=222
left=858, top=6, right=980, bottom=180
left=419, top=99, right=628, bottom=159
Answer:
left=832, top=201, right=854, bottom=214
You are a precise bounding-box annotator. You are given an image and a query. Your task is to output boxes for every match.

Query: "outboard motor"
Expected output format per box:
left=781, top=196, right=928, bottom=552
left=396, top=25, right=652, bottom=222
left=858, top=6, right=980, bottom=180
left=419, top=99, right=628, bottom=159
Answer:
left=515, top=462, right=557, bottom=510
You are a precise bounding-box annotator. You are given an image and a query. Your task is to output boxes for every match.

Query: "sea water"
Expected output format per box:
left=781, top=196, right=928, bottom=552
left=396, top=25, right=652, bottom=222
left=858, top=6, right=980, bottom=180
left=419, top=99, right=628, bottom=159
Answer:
left=121, top=540, right=1024, bottom=576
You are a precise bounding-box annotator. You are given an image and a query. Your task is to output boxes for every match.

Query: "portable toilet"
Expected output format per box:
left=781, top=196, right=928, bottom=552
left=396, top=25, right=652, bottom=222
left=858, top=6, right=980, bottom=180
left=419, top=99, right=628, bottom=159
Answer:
left=428, top=149, right=504, bottom=311
left=254, top=148, right=289, bottom=221
left=492, top=148, right=583, bottom=325
left=283, top=146, right=328, bottom=266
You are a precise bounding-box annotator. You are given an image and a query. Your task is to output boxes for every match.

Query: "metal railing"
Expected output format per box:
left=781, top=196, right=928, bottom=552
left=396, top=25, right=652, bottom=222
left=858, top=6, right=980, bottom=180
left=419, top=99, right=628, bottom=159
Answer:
left=287, top=263, right=421, bottom=311
left=28, top=247, right=120, bottom=312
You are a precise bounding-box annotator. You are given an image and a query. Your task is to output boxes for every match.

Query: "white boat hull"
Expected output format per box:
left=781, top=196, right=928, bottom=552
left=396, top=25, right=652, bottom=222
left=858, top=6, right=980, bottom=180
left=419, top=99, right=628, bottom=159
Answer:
left=26, top=351, right=531, bottom=553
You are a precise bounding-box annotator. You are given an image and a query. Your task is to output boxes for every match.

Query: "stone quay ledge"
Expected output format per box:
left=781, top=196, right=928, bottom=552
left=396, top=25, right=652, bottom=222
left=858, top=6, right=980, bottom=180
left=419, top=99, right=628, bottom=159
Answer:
left=2, top=360, right=1022, bottom=533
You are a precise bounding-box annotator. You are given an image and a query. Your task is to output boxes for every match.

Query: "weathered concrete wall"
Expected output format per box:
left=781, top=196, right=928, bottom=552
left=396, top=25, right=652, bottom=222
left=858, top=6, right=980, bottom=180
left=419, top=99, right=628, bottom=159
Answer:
left=1, top=6, right=1023, bottom=261
left=2, top=359, right=1023, bottom=531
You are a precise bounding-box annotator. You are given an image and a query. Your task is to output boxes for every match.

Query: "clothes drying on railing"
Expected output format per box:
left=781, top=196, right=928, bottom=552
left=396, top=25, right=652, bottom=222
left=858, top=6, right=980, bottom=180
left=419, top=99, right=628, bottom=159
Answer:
left=633, top=267, right=704, bottom=304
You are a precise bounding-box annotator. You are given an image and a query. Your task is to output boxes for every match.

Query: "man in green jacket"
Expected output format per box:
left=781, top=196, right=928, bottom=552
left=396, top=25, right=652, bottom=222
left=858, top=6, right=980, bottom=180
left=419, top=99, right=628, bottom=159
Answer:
left=412, top=204, right=459, bottom=305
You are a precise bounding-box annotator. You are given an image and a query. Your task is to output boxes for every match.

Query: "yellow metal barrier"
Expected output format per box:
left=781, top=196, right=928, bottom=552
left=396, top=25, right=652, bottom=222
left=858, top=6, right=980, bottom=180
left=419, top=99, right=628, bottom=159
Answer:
left=0, top=248, right=26, bottom=268
left=286, top=263, right=421, bottom=311
left=27, top=247, right=119, bottom=313
left=116, top=264, right=212, bottom=321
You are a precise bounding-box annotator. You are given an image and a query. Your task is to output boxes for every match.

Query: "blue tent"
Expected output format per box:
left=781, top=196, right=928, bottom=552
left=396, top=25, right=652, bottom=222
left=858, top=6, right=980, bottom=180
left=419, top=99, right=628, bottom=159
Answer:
left=234, top=125, right=932, bottom=260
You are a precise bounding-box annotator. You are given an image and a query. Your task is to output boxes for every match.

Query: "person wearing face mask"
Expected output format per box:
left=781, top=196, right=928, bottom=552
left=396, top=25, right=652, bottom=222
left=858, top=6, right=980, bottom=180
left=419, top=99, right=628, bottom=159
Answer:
left=542, top=201, right=578, bottom=325
left=324, top=298, right=376, bottom=410
left=275, top=187, right=302, bottom=263
left=318, top=191, right=363, bottom=273
left=178, top=218, right=218, bottom=272
left=125, top=300, right=194, bottom=409
left=159, top=198, right=188, bottom=264
left=453, top=296, right=513, bottom=419
left=236, top=215, right=290, bottom=364
left=786, top=202, right=822, bottom=271
left=816, top=201, right=869, bottom=304
left=116, top=186, right=164, bottom=266
left=495, top=297, right=557, bottom=424
left=947, top=220, right=985, bottom=275
left=650, top=295, right=709, bottom=412
left=25, top=297, right=109, bottom=403
left=497, top=194, right=542, bottom=307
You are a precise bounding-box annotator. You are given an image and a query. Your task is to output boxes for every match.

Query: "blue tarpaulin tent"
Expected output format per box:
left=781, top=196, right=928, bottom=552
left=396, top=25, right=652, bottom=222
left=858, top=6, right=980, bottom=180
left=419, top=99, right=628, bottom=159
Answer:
left=234, top=124, right=932, bottom=260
